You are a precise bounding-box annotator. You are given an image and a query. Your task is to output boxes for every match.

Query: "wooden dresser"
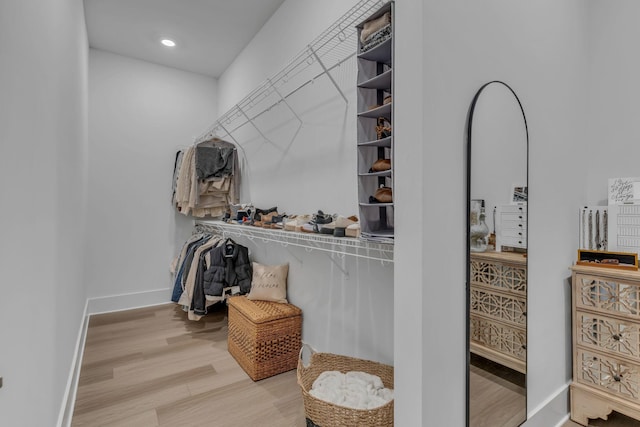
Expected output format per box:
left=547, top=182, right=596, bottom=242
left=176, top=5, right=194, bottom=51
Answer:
left=470, top=251, right=527, bottom=373
left=570, top=265, right=640, bottom=425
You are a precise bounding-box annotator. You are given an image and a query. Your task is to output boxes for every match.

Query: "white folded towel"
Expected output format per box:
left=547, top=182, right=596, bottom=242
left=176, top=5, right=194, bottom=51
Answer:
left=309, top=370, right=394, bottom=410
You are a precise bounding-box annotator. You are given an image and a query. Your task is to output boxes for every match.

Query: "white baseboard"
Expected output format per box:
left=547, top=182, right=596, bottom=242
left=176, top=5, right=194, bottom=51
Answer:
left=523, top=383, right=571, bottom=427
left=87, top=287, right=173, bottom=315
left=56, top=288, right=173, bottom=426
left=56, top=299, right=89, bottom=427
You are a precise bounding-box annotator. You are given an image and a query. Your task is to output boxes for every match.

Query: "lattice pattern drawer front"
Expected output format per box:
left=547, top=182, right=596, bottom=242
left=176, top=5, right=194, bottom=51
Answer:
left=470, top=315, right=526, bottom=361
left=578, top=311, right=640, bottom=361
left=470, top=287, right=526, bottom=327
left=576, top=274, right=640, bottom=319
left=470, top=260, right=527, bottom=296
left=577, top=349, right=640, bottom=404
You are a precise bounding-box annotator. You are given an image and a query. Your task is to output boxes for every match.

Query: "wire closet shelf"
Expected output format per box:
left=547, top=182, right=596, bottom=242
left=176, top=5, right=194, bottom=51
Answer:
left=194, top=221, right=394, bottom=264
left=193, top=0, right=387, bottom=147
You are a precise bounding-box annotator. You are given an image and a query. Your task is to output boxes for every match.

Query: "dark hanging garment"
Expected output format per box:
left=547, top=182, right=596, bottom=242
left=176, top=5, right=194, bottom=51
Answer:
left=195, top=139, right=235, bottom=179
left=203, top=240, right=252, bottom=297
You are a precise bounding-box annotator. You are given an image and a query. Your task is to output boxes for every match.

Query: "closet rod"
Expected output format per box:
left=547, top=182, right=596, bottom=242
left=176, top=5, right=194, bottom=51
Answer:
left=194, top=0, right=385, bottom=145
left=194, top=221, right=394, bottom=263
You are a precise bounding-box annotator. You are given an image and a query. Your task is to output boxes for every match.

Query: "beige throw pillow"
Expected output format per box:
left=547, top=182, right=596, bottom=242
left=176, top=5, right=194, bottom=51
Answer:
left=247, top=262, right=289, bottom=304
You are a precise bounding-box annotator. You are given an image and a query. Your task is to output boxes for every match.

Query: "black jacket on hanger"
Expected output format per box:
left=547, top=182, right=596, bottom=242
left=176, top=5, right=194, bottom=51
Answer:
left=202, top=240, right=252, bottom=298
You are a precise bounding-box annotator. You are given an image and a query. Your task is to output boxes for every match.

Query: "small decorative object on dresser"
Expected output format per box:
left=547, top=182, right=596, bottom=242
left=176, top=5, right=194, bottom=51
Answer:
left=470, top=199, right=490, bottom=253
left=570, top=264, right=640, bottom=425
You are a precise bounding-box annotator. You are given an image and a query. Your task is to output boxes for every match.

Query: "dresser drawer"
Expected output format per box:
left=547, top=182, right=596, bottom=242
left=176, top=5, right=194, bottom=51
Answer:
left=500, top=236, right=527, bottom=248
left=577, top=348, right=640, bottom=404
left=577, top=311, right=640, bottom=362
left=470, top=287, right=526, bottom=327
left=500, top=228, right=526, bottom=239
left=500, top=205, right=526, bottom=215
left=501, top=212, right=527, bottom=222
left=575, top=273, right=640, bottom=319
left=470, top=314, right=526, bottom=361
left=470, top=258, right=526, bottom=296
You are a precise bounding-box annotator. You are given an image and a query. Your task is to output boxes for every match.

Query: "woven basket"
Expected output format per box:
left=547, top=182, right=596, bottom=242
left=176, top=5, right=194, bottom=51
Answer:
left=227, top=296, right=302, bottom=381
left=297, top=345, right=394, bottom=427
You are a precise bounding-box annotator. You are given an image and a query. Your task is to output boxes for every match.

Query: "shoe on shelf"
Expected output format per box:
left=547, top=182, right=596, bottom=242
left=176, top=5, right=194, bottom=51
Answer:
left=346, top=222, right=361, bottom=238
left=299, top=210, right=336, bottom=233
left=266, top=214, right=287, bottom=229
left=259, top=211, right=279, bottom=228
left=369, top=158, right=391, bottom=173
left=320, top=216, right=358, bottom=237
left=369, top=187, right=392, bottom=203
left=312, top=210, right=333, bottom=225
left=284, top=214, right=312, bottom=232
left=271, top=214, right=287, bottom=229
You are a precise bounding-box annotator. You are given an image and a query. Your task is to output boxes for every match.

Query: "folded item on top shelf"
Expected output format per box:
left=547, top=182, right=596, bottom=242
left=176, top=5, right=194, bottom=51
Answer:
left=360, top=11, right=391, bottom=44
left=360, top=24, right=392, bottom=53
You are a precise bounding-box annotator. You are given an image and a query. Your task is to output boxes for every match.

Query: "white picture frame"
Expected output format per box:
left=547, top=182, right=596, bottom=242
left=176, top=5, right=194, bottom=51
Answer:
left=608, top=177, right=640, bottom=205
left=510, top=183, right=527, bottom=205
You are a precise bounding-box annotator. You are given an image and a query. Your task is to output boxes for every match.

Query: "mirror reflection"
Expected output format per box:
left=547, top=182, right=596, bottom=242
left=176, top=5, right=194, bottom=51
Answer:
left=467, top=81, right=528, bottom=427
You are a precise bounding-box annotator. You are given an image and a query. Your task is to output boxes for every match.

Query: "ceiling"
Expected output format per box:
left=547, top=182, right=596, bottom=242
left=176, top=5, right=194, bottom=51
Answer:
left=84, top=0, right=286, bottom=78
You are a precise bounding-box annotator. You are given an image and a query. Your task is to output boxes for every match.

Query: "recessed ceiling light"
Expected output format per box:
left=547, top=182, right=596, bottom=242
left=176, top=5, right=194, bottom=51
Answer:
left=161, top=39, right=176, bottom=47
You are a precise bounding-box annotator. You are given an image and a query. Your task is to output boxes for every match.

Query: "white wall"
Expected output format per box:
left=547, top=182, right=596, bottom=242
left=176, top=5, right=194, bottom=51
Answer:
left=213, top=0, right=394, bottom=364
left=216, top=0, right=362, bottom=213
left=585, top=1, right=640, bottom=205
left=0, top=0, right=89, bottom=425
left=217, top=0, right=359, bottom=114
left=86, top=49, right=218, bottom=304
left=394, top=0, right=589, bottom=426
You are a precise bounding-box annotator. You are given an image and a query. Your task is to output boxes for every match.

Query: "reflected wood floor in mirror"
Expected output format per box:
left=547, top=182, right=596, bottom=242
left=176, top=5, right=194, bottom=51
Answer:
left=72, top=303, right=305, bottom=427
left=563, top=412, right=640, bottom=427
left=469, top=354, right=526, bottom=427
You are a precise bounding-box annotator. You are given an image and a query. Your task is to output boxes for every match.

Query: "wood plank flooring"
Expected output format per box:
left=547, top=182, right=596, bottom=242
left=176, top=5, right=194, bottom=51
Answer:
left=72, top=303, right=306, bottom=427
left=469, top=354, right=526, bottom=427
left=76, top=304, right=619, bottom=427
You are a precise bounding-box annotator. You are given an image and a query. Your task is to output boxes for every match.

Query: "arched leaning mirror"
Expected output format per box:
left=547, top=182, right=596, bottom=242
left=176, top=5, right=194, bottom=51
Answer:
left=466, top=81, right=529, bottom=427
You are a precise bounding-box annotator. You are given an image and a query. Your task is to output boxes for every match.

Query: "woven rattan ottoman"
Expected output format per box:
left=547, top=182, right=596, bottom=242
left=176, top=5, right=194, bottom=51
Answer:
left=227, top=296, right=302, bottom=381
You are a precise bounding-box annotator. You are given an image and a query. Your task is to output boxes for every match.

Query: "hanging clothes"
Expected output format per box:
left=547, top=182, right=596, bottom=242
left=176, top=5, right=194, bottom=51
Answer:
left=202, top=239, right=252, bottom=297
left=173, top=138, right=240, bottom=218
left=170, top=232, right=210, bottom=303
left=172, top=233, right=252, bottom=321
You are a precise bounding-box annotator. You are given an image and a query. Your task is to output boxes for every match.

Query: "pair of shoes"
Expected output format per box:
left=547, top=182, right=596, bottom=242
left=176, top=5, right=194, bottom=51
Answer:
left=376, top=117, right=392, bottom=139
left=253, top=206, right=277, bottom=221
left=346, top=222, right=361, bottom=238
left=301, top=210, right=335, bottom=233
left=265, top=214, right=287, bottom=229
left=284, top=214, right=313, bottom=232
left=319, top=216, right=359, bottom=237
left=369, top=187, right=392, bottom=203
left=256, top=212, right=280, bottom=228
left=369, top=158, right=391, bottom=173
left=252, top=206, right=278, bottom=227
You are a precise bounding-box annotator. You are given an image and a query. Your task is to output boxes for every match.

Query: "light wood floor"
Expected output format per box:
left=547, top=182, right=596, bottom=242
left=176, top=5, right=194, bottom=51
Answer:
left=75, top=304, right=634, bottom=427
left=71, top=303, right=306, bottom=427
left=469, top=354, right=526, bottom=427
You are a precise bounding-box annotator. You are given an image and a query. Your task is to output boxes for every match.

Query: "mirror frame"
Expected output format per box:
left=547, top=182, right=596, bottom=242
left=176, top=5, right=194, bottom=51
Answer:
left=465, top=80, right=530, bottom=427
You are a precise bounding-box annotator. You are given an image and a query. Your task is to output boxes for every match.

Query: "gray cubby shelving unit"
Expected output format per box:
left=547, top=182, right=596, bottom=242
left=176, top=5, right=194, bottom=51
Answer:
left=356, top=1, right=394, bottom=243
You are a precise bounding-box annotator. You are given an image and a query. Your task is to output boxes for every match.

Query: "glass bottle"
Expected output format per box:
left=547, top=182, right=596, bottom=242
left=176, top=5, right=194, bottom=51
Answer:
left=470, top=200, right=489, bottom=252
